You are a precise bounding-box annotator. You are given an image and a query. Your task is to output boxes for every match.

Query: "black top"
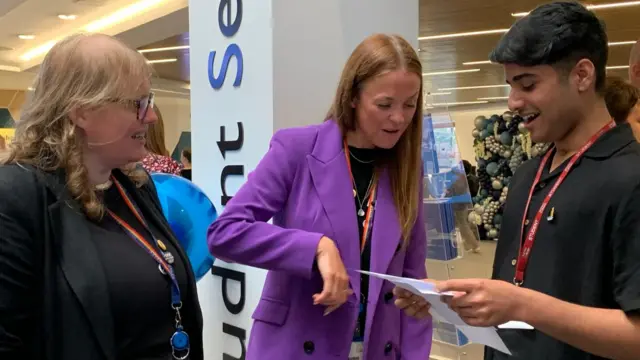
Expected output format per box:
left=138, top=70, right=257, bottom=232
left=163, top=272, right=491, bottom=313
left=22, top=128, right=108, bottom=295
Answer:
left=180, top=169, right=192, bottom=181
left=92, top=184, right=193, bottom=360
left=347, top=145, right=385, bottom=340
left=0, top=165, right=204, bottom=360
left=487, top=123, right=640, bottom=360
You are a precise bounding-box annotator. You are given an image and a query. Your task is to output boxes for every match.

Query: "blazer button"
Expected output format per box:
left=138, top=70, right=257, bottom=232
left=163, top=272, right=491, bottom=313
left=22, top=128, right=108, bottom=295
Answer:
left=384, top=291, right=394, bottom=303
left=384, top=341, right=392, bottom=354
left=303, top=341, right=315, bottom=354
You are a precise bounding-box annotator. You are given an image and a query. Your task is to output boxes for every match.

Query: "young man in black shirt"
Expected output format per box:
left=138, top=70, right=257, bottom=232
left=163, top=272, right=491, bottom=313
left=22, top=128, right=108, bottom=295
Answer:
left=394, top=2, right=640, bottom=359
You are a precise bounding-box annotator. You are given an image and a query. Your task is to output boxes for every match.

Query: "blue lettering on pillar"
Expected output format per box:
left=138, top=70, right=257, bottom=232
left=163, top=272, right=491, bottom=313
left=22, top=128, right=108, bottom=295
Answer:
left=208, top=0, right=244, bottom=90
left=208, top=45, right=243, bottom=89
left=212, top=0, right=248, bottom=357
left=218, top=0, right=243, bottom=36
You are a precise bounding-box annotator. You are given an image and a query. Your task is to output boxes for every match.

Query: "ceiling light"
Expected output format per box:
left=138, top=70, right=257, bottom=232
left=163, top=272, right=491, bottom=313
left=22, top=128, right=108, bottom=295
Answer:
left=58, top=14, right=77, bottom=20
left=439, top=84, right=510, bottom=91
left=463, top=60, right=495, bottom=66
left=18, top=35, right=35, bottom=40
left=423, top=69, right=480, bottom=76
left=0, top=64, right=20, bottom=72
left=513, top=1, right=640, bottom=17
left=147, top=58, right=177, bottom=64
left=426, top=101, right=489, bottom=106
left=20, top=40, right=56, bottom=61
left=84, top=0, right=167, bottom=32
left=20, top=0, right=168, bottom=62
left=606, top=65, right=629, bottom=70
left=418, top=29, right=509, bottom=41
left=425, top=92, right=452, bottom=96
left=139, top=45, right=189, bottom=53
left=609, top=41, right=636, bottom=46
left=478, top=96, right=509, bottom=100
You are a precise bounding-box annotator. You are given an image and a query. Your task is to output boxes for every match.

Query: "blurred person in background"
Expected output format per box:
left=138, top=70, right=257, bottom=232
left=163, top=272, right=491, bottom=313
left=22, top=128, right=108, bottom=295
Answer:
left=463, top=159, right=478, bottom=191
left=604, top=76, right=640, bottom=141
left=141, top=104, right=183, bottom=175
left=180, top=147, right=192, bottom=180
left=0, top=33, right=203, bottom=360
left=207, top=33, right=432, bottom=359
left=628, top=38, right=640, bottom=88
left=446, top=159, right=481, bottom=252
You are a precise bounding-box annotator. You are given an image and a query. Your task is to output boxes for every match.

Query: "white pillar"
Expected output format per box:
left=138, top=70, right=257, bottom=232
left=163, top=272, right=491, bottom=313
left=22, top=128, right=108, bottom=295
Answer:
left=189, top=1, right=418, bottom=359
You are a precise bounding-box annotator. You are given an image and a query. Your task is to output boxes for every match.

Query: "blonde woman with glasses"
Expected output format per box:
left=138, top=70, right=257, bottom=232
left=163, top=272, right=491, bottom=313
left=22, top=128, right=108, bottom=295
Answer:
left=0, top=33, right=204, bottom=360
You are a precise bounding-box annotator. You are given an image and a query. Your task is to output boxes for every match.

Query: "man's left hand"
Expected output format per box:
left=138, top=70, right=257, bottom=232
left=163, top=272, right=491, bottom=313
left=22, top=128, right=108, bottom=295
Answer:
left=438, top=278, right=525, bottom=327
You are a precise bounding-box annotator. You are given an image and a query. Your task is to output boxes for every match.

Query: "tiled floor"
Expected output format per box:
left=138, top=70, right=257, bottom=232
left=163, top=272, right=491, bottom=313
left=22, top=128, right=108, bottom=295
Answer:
left=427, top=240, right=497, bottom=360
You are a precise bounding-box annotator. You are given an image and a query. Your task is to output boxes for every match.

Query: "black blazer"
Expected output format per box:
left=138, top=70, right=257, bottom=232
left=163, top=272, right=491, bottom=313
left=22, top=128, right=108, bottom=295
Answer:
left=0, top=163, right=204, bottom=360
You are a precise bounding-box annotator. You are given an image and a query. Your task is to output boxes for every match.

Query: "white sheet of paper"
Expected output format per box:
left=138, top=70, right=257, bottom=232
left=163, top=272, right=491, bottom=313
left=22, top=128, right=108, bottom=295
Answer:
left=498, top=321, right=534, bottom=330
left=356, top=270, right=513, bottom=355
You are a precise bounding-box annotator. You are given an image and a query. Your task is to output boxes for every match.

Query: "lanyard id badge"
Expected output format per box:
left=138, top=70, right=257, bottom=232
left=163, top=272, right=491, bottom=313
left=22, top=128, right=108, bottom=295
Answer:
left=108, top=177, right=190, bottom=359
left=344, top=140, right=378, bottom=357
left=513, top=120, right=615, bottom=286
left=349, top=341, right=364, bottom=360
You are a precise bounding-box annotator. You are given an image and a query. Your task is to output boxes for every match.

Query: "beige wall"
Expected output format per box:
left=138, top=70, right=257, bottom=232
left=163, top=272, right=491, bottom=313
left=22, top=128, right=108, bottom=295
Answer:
left=154, top=95, right=191, bottom=152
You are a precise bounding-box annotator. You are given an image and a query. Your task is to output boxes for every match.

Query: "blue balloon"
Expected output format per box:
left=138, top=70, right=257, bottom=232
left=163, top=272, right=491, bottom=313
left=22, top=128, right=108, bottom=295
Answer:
left=499, top=132, right=513, bottom=146
left=151, top=173, right=217, bottom=281
left=486, top=162, right=500, bottom=176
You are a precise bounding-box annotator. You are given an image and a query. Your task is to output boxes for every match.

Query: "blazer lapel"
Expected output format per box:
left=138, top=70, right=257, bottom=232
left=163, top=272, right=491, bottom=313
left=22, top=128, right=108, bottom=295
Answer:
left=307, top=121, right=361, bottom=299
left=369, top=169, right=401, bottom=301
left=48, top=197, right=116, bottom=360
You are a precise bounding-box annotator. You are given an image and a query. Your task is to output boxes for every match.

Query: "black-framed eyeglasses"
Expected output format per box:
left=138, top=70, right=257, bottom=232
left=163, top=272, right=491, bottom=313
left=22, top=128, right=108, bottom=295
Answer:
left=136, top=91, right=155, bottom=120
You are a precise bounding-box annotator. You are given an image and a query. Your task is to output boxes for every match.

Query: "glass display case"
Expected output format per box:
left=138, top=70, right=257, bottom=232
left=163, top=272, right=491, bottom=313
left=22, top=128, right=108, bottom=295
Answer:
left=422, top=111, right=484, bottom=359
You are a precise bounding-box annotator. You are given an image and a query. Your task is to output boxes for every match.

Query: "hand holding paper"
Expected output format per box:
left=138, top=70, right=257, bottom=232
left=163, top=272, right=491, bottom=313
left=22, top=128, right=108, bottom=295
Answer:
left=357, top=270, right=533, bottom=355
left=437, top=278, right=527, bottom=328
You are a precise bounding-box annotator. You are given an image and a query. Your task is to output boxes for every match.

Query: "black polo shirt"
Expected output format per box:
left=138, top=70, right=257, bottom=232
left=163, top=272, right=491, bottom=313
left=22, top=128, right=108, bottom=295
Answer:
left=486, top=123, right=640, bottom=360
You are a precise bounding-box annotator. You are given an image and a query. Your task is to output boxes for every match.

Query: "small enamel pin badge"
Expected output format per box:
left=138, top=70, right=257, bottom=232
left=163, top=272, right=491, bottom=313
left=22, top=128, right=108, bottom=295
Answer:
left=547, top=207, right=555, bottom=222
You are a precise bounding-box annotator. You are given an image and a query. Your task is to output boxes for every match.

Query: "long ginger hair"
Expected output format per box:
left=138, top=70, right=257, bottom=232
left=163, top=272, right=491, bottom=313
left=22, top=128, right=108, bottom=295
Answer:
left=326, top=33, right=424, bottom=247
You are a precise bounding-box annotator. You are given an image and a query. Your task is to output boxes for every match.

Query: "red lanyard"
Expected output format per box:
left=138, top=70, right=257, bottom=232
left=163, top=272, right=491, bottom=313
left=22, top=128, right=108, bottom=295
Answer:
left=344, top=140, right=378, bottom=252
left=514, top=120, right=615, bottom=286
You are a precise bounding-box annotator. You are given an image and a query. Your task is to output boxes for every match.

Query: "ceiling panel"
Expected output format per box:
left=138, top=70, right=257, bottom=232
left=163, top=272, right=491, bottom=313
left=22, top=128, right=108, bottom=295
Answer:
left=140, top=33, right=189, bottom=82
left=132, top=0, right=640, bottom=107
left=418, top=0, right=640, bottom=107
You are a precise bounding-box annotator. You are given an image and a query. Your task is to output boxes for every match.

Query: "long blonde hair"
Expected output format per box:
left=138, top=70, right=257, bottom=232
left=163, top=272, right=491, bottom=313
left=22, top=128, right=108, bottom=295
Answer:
left=326, top=33, right=423, bottom=247
left=3, top=33, right=152, bottom=219
left=146, top=105, right=170, bottom=157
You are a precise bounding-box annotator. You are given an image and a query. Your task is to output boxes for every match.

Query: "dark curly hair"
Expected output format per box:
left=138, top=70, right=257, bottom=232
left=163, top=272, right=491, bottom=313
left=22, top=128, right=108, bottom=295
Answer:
left=604, top=76, right=640, bottom=124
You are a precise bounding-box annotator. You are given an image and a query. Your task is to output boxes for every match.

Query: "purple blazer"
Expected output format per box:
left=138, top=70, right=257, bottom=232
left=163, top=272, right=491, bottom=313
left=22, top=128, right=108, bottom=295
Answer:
left=207, top=120, right=433, bottom=359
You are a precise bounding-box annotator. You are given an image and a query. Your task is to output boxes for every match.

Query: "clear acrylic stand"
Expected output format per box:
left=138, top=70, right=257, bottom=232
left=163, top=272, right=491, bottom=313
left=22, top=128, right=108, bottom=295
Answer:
left=422, top=110, right=485, bottom=360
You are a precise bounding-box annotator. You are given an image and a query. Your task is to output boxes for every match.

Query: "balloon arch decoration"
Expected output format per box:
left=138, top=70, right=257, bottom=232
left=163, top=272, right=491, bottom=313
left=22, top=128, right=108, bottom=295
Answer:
left=470, top=111, right=550, bottom=241
left=151, top=173, right=217, bottom=281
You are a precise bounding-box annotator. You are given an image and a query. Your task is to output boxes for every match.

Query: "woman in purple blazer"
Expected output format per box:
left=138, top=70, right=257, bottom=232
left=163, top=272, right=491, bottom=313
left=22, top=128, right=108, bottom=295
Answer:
left=207, top=33, right=433, bottom=360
